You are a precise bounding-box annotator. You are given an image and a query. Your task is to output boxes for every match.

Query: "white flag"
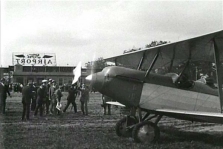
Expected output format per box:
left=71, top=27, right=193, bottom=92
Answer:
left=72, top=61, right=82, bottom=84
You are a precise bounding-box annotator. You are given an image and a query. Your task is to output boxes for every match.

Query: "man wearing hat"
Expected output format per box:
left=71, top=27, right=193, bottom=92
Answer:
left=49, top=80, right=57, bottom=114
left=31, top=82, right=37, bottom=111
left=22, top=82, right=33, bottom=120
left=102, top=95, right=112, bottom=115
left=34, top=80, right=47, bottom=116
left=63, top=83, right=78, bottom=113
left=80, top=84, right=90, bottom=115
left=0, top=78, right=11, bottom=114
left=55, top=85, right=63, bottom=114
left=45, top=79, right=52, bottom=114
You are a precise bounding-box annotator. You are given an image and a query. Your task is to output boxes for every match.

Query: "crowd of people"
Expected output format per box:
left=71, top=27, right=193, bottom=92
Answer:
left=0, top=77, right=114, bottom=121
left=25, top=79, right=91, bottom=121
left=0, top=78, right=91, bottom=121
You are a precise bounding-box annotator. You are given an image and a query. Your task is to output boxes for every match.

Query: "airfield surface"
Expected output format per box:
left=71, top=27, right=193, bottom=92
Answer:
left=1, top=92, right=223, bottom=149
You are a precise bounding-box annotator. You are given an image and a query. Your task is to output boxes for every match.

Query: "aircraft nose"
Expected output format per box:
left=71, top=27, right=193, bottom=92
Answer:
left=85, top=74, right=92, bottom=81
left=85, top=72, right=104, bottom=92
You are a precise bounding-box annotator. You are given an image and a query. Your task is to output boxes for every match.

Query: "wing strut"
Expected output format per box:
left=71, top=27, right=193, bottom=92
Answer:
left=144, top=49, right=160, bottom=79
left=168, top=45, right=176, bottom=72
left=114, top=58, right=118, bottom=66
left=213, top=38, right=223, bottom=113
left=137, top=51, right=146, bottom=70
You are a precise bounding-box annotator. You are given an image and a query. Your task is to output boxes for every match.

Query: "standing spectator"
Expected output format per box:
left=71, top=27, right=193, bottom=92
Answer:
left=9, top=83, right=12, bottom=92
left=13, top=83, right=17, bottom=92
left=0, top=80, right=4, bottom=114
left=34, top=80, right=47, bottom=117
left=22, top=82, right=33, bottom=121
left=80, top=84, right=89, bottom=115
left=63, top=84, right=78, bottom=113
left=14, top=83, right=19, bottom=92
left=31, top=82, right=37, bottom=111
left=64, top=84, right=68, bottom=92
left=102, top=95, right=112, bottom=115
left=44, top=79, right=51, bottom=115
left=49, top=80, right=57, bottom=114
left=55, top=85, right=63, bottom=115
left=0, top=78, right=11, bottom=114
left=19, top=83, right=23, bottom=92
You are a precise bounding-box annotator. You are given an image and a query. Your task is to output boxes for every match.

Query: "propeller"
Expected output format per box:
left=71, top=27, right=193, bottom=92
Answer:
left=85, top=53, right=97, bottom=89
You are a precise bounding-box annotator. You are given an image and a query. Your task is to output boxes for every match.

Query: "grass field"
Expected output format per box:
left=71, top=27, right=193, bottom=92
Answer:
left=1, top=92, right=223, bottom=149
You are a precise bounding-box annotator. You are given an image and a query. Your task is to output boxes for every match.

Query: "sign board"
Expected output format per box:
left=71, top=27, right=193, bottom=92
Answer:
left=13, top=53, right=56, bottom=66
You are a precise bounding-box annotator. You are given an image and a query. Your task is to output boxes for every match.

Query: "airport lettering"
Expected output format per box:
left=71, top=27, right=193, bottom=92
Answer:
left=15, top=58, right=53, bottom=65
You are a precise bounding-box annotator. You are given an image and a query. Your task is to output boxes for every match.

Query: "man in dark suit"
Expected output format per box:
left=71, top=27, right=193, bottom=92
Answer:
left=44, top=79, right=51, bottom=114
left=102, top=95, right=112, bottom=115
left=49, top=80, right=56, bottom=114
left=22, top=82, right=33, bottom=120
left=80, top=84, right=90, bottom=115
left=31, top=82, right=37, bottom=111
left=34, top=80, right=47, bottom=116
left=0, top=78, right=11, bottom=114
left=63, top=84, right=78, bottom=113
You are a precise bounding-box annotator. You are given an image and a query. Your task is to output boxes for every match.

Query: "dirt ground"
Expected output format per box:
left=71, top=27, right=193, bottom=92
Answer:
left=1, top=92, right=223, bottom=149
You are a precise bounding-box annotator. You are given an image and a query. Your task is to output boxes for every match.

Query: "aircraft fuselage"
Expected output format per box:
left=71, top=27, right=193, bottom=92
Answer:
left=90, top=66, right=221, bottom=122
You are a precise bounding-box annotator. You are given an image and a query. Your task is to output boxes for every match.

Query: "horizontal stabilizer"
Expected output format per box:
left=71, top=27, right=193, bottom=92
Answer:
left=106, top=101, right=126, bottom=107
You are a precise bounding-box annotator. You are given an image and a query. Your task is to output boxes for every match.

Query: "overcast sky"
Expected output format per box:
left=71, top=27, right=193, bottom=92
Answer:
left=1, top=0, right=222, bottom=67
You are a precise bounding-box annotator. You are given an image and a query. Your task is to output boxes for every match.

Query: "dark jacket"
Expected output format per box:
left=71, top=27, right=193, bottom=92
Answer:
left=1, top=83, right=10, bottom=99
left=67, top=87, right=78, bottom=101
left=37, top=86, right=46, bottom=102
left=22, top=85, right=32, bottom=104
left=49, top=86, right=56, bottom=100
left=46, top=83, right=50, bottom=97
left=56, top=89, right=63, bottom=99
left=80, top=88, right=89, bottom=102
left=102, top=95, right=112, bottom=104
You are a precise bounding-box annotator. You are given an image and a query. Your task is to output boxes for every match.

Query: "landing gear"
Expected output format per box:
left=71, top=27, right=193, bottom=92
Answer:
left=115, top=107, right=162, bottom=143
left=132, top=121, right=160, bottom=143
left=115, top=116, right=138, bottom=137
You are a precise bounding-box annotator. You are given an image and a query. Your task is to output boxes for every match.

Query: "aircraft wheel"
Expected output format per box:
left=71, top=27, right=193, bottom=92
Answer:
left=115, top=116, right=137, bottom=137
left=132, top=121, right=160, bottom=143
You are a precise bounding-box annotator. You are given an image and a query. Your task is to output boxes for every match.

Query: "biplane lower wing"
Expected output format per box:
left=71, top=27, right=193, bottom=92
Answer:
left=152, top=109, right=223, bottom=124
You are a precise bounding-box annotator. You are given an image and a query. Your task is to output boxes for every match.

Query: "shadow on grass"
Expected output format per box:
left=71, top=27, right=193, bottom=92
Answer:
left=159, top=125, right=223, bottom=147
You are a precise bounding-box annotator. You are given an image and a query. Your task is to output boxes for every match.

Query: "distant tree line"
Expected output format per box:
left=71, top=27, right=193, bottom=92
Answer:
left=85, top=57, right=107, bottom=73
left=145, top=40, right=170, bottom=48
left=86, top=41, right=170, bottom=71
left=123, top=40, right=170, bottom=54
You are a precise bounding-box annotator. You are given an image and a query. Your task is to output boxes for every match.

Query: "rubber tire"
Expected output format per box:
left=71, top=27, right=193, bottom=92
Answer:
left=115, top=116, right=137, bottom=137
left=132, top=121, right=160, bottom=143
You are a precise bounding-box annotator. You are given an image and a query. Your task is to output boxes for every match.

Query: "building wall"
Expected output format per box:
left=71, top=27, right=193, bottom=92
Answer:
left=0, top=67, right=10, bottom=80
left=11, top=65, right=87, bottom=86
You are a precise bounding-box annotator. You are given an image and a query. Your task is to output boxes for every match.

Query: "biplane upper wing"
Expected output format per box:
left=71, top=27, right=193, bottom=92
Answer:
left=104, top=30, right=223, bottom=112
left=105, top=30, right=223, bottom=70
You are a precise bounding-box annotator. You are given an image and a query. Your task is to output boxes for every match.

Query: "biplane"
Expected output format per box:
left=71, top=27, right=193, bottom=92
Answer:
left=86, top=30, right=223, bottom=143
